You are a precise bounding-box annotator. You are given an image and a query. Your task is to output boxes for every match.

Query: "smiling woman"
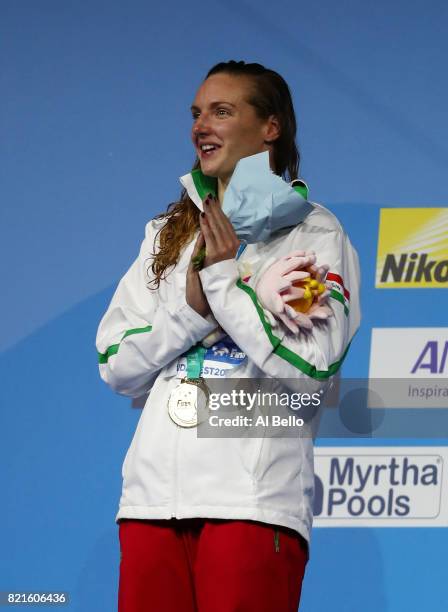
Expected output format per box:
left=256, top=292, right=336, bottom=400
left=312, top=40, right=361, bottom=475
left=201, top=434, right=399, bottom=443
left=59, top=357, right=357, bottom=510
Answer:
left=150, top=61, right=300, bottom=291
left=190, top=72, right=280, bottom=195
left=96, top=60, right=361, bottom=612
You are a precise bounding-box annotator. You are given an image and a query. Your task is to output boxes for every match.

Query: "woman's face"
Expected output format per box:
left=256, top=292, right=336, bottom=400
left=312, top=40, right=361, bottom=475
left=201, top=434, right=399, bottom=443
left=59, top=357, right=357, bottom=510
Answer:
left=191, top=73, right=278, bottom=183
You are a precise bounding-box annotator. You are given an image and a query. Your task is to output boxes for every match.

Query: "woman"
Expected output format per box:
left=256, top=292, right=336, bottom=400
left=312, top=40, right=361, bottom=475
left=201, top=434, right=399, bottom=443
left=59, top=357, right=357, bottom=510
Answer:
left=96, top=60, right=360, bottom=611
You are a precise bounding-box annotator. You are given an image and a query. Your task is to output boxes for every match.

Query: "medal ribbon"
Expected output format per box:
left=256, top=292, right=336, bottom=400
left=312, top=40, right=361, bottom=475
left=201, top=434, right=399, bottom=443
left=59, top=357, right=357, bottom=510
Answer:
left=185, top=344, right=207, bottom=379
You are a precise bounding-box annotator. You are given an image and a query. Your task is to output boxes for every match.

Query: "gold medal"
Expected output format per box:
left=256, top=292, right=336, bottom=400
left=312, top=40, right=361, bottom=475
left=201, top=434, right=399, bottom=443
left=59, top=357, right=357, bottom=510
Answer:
left=168, top=378, right=209, bottom=427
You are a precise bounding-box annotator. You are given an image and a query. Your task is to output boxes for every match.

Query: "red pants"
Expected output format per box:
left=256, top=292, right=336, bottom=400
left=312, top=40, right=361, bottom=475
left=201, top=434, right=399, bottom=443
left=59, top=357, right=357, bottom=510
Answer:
left=118, top=518, right=309, bottom=612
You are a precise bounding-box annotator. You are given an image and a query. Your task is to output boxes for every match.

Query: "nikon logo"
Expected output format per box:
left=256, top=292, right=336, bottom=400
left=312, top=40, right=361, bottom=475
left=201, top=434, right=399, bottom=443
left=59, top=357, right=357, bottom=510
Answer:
left=376, top=208, right=448, bottom=288
left=380, top=253, right=448, bottom=283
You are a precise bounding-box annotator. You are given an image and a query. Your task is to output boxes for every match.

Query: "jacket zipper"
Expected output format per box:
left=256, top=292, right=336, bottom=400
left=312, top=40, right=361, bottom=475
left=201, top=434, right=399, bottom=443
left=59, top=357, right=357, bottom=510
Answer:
left=274, top=529, right=280, bottom=553
left=172, top=422, right=181, bottom=517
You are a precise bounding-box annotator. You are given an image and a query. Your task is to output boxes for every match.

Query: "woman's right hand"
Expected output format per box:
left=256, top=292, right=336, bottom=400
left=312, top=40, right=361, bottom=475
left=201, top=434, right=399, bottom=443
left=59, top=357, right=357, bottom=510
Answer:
left=186, top=232, right=212, bottom=318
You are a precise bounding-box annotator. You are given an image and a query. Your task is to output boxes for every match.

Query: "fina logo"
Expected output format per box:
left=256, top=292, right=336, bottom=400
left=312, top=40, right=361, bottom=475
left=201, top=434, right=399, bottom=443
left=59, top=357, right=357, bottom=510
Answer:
left=313, top=452, right=442, bottom=522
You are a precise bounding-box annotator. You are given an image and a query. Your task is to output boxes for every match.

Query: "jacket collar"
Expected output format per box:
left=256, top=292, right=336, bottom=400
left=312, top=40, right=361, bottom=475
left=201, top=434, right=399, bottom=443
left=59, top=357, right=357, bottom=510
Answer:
left=179, top=169, right=217, bottom=211
left=179, top=167, right=309, bottom=212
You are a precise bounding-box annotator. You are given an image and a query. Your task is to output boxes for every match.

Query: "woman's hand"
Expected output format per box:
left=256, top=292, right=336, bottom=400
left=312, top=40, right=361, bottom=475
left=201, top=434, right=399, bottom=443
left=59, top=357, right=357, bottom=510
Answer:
left=186, top=231, right=212, bottom=317
left=199, top=194, right=240, bottom=267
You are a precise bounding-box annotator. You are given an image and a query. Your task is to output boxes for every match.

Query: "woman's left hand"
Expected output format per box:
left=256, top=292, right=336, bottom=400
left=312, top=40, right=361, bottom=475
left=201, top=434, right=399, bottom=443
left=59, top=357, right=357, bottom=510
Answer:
left=186, top=231, right=212, bottom=317
left=199, top=193, right=240, bottom=267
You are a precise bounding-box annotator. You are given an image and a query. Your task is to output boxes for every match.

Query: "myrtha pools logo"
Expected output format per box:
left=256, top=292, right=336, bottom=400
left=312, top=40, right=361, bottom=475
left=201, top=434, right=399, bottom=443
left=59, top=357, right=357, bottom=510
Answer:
left=376, top=208, right=448, bottom=288
left=313, top=448, right=447, bottom=527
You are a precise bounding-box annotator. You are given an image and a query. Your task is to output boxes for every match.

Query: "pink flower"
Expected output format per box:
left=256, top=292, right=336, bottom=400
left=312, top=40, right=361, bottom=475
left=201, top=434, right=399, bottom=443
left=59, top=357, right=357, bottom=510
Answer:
left=256, top=250, right=333, bottom=334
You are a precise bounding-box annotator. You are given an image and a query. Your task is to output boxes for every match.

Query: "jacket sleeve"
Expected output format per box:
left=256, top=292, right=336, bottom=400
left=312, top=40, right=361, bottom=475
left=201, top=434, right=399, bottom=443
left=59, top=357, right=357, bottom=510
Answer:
left=96, top=220, right=217, bottom=397
left=199, top=223, right=361, bottom=383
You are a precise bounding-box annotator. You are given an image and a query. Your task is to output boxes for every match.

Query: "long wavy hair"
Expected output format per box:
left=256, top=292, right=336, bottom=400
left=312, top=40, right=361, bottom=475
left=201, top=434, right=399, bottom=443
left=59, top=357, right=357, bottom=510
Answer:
left=149, top=60, right=300, bottom=289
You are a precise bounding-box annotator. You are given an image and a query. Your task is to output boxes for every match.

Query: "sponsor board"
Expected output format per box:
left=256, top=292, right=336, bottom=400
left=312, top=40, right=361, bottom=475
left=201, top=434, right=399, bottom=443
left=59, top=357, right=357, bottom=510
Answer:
left=368, top=328, right=448, bottom=407
left=313, top=446, right=448, bottom=526
left=376, top=208, right=448, bottom=288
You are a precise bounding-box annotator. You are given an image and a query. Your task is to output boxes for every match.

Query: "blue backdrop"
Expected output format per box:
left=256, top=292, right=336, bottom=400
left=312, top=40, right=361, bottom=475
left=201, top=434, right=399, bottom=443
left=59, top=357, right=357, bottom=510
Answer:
left=1, top=1, right=447, bottom=610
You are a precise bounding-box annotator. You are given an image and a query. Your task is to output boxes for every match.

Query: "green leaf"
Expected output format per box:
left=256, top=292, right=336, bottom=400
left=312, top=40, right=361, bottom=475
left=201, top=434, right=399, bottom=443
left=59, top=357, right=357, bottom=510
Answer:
left=191, top=247, right=206, bottom=270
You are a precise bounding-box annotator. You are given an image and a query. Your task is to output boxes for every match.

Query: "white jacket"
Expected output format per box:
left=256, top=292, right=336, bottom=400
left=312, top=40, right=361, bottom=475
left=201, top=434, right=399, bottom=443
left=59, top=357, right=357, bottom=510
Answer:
left=96, top=172, right=361, bottom=547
